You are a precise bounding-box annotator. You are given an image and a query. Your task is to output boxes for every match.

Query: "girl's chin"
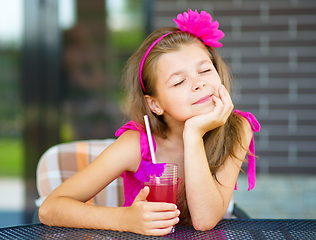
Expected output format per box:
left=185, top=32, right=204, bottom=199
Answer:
left=187, top=107, right=215, bottom=120
left=196, top=104, right=216, bottom=115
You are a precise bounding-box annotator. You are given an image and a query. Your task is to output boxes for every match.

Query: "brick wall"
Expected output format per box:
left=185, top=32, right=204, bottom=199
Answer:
left=152, top=0, right=316, bottom=174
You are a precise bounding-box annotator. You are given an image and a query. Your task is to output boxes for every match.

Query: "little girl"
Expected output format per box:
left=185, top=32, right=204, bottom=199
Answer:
left=39, top=9, right=260, bottom=236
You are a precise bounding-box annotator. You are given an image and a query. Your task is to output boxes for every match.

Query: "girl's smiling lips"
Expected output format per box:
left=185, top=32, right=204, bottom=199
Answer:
left=193, top=95, right=213, bottom=105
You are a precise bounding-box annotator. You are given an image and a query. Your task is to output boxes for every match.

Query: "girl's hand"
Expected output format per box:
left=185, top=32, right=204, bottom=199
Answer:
left=185, top=85, right=234, bottom=137
left=122, top=187, right=180, bottom=236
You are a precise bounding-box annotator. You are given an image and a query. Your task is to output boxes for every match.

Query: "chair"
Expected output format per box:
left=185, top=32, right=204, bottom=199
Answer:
left=34, top=139, right=250, bottom=223
left=34, top=139, right=125, bottom=223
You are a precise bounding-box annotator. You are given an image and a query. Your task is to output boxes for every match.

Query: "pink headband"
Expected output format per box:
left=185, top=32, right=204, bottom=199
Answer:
left=139, top=32, right=172, bottom=92
left=139, top=9, right=225, bottom=93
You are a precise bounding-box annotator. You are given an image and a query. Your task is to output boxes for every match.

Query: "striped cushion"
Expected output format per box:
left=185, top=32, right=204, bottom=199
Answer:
left=35, top=139, right=125, bottom=207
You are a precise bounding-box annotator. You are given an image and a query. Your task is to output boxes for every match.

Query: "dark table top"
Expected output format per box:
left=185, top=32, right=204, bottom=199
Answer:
left=0, top=219, right=315, bottom=240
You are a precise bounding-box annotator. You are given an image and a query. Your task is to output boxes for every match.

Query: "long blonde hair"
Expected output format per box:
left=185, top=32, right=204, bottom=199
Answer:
left=121, top=27, right=247, bottom=224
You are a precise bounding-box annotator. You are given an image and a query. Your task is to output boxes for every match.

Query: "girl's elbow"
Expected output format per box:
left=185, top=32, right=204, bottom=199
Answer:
left=192, top=219, right=218, bottom=231
left=38, top=202, right=53, bottom=225
left=191, top=209, right=224, bottom=231
left=38, top=204, right=49, bottom=224
left=38, top=205, right=46, bottom=224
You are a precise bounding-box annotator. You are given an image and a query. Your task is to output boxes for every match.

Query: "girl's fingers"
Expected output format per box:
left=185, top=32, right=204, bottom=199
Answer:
left=144, top=216, right=178, bottom=236
left=149, top=209, right=180, bottom=221
left=145, top=205, right=180, bottom=223
left=129, top=199, right=179, bottom=236
left=146, top=226, right=175, bottom=236
left=185, top=88, right=230, bottom=134
left=218, top=85, right=234, bottom=118
left=140, top=206, right=179, bottom=236
left=150, top=217, right=179, bottom=229
left=219, top=85, right=233, bottom=106
left=211, top=95, right=224, bottom=116
left=149, top=202, right=178, bottom=212
left=142, top=202, right=179, bottom=220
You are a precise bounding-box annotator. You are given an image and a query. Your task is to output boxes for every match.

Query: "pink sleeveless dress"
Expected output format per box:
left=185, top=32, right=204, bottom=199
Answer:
left=115, top=110, right=260, bottom=207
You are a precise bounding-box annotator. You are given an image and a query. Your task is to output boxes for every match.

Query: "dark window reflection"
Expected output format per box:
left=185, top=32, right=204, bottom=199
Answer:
left=0, top=0, right=24, bottom=177
left=60, top=0, right=144, bottom=142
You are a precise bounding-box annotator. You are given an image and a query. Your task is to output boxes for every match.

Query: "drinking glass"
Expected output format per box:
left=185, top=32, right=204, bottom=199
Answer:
left=145, top=163, right=178, bottom=204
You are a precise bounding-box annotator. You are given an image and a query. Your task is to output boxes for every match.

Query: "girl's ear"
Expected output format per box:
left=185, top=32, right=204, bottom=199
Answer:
left=144, top=95, right=164, bottom=115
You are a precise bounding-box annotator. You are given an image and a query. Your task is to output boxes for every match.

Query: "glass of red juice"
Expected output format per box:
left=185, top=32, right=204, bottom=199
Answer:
left=145, top=163, right=178, bottom=204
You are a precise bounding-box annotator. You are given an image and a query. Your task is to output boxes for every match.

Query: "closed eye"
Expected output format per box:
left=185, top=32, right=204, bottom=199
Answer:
left=200, top=69, right=211, bottom=74
left=174, top=79, right=185, bottom=87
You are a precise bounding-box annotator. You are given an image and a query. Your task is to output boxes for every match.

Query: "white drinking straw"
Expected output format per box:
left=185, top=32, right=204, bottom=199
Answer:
left=144, top=115, right=157, bottom=164
left=144, top=115, right=161, bottom=184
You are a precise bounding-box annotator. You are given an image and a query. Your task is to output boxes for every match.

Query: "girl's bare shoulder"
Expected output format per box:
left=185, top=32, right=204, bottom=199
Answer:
left=239, top=115, right=253, bottom=147
left=110, top=129, right=143, bottom=173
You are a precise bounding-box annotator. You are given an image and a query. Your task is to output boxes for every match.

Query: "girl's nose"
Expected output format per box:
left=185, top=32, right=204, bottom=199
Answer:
left=193, top=79, right=206, bottom=91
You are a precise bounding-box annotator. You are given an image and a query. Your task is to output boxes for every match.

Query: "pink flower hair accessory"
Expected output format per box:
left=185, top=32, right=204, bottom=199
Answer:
left=173, top=9, right=225, bottom=48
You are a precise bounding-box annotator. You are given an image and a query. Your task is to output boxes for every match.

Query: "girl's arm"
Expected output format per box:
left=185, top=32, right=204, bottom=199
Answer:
left=183, top=86, right=252, bottom=231
left=39, top=130, right=179, bottom=236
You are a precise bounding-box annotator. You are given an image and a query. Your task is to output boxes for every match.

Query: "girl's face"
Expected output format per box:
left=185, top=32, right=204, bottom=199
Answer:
left=151, top=41, right=222, bottom=123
